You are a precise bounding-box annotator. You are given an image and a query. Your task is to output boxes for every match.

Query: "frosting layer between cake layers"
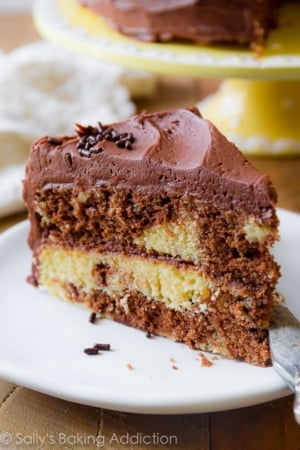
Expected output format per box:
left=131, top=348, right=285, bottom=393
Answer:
left=23, top=107, right=280, bottom=366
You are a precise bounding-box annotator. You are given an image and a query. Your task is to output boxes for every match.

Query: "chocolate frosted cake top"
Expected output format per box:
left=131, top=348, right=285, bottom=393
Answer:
left=80, top=0, right=264, bottom=45
left=24, top=107, right=277, bottom=215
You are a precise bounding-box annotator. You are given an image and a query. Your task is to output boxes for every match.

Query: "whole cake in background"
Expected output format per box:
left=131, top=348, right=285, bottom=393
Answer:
left=23, top=107, right=280, bottom=366
left=79, top=0, right=281, bottom=48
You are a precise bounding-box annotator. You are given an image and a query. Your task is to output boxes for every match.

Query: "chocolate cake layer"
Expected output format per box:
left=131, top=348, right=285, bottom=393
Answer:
left=23, top=107, right=280, bottom=366
left=80, top=0, right=277, bottom=47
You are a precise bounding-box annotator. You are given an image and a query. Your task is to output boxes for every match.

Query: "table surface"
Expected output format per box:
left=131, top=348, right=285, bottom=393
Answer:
left=1, top=12, right=300, bottom=450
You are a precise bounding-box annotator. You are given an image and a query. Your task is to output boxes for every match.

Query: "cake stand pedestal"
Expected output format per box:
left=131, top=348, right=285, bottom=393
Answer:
left=199, top=79, right=300, bottom=155
left=33, top=0, right=300, bottom=155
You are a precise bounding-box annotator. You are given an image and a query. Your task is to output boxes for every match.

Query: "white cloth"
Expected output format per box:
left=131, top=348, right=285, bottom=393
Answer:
left=0, top=41, right=156, bottom=217
left=0, top=0, right=33, bottom=12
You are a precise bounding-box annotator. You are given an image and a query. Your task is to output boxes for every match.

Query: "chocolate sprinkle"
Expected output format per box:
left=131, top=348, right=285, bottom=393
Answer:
left=83, top=342, right=111, bottom=355
left=75, top=122, right=135, bottom=157
left=84, top=347, right=99, bottom=355
left=93, top=343, right=111, bottom=351
left=89, top=312, right=97, bottom=324
left=97, top=121, right=104, bottom=133
left=64, top=152, right=73, bottom=168
left=47, top=136, right=62, bottom=146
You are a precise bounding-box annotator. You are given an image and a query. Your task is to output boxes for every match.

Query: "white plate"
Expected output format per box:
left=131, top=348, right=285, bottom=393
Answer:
left=0, top=209, right=299, bottom=414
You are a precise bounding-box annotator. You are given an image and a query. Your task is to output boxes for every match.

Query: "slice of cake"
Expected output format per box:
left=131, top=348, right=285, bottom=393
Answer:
left=79, top=0, right=278, bottom=48
left=23, top=107, right=280, bottom=366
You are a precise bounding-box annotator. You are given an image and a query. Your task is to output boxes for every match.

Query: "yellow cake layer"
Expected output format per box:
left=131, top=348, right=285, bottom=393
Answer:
left=39, top=246, right=212, bottom=311
left=134, top=217, right=275, bottom=262
left=243, top=218, right=274, bottom=242
left=134, top=219, right=201, bottom=262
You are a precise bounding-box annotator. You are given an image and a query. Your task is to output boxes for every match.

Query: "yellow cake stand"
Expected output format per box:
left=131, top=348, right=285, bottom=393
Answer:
left=33, top=0, right=300, bottom=155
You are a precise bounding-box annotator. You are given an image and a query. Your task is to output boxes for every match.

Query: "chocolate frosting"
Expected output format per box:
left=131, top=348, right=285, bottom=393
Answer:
left=80, top=0, right=274, bottom=44
left=23, top=107, right=277, bottom=220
